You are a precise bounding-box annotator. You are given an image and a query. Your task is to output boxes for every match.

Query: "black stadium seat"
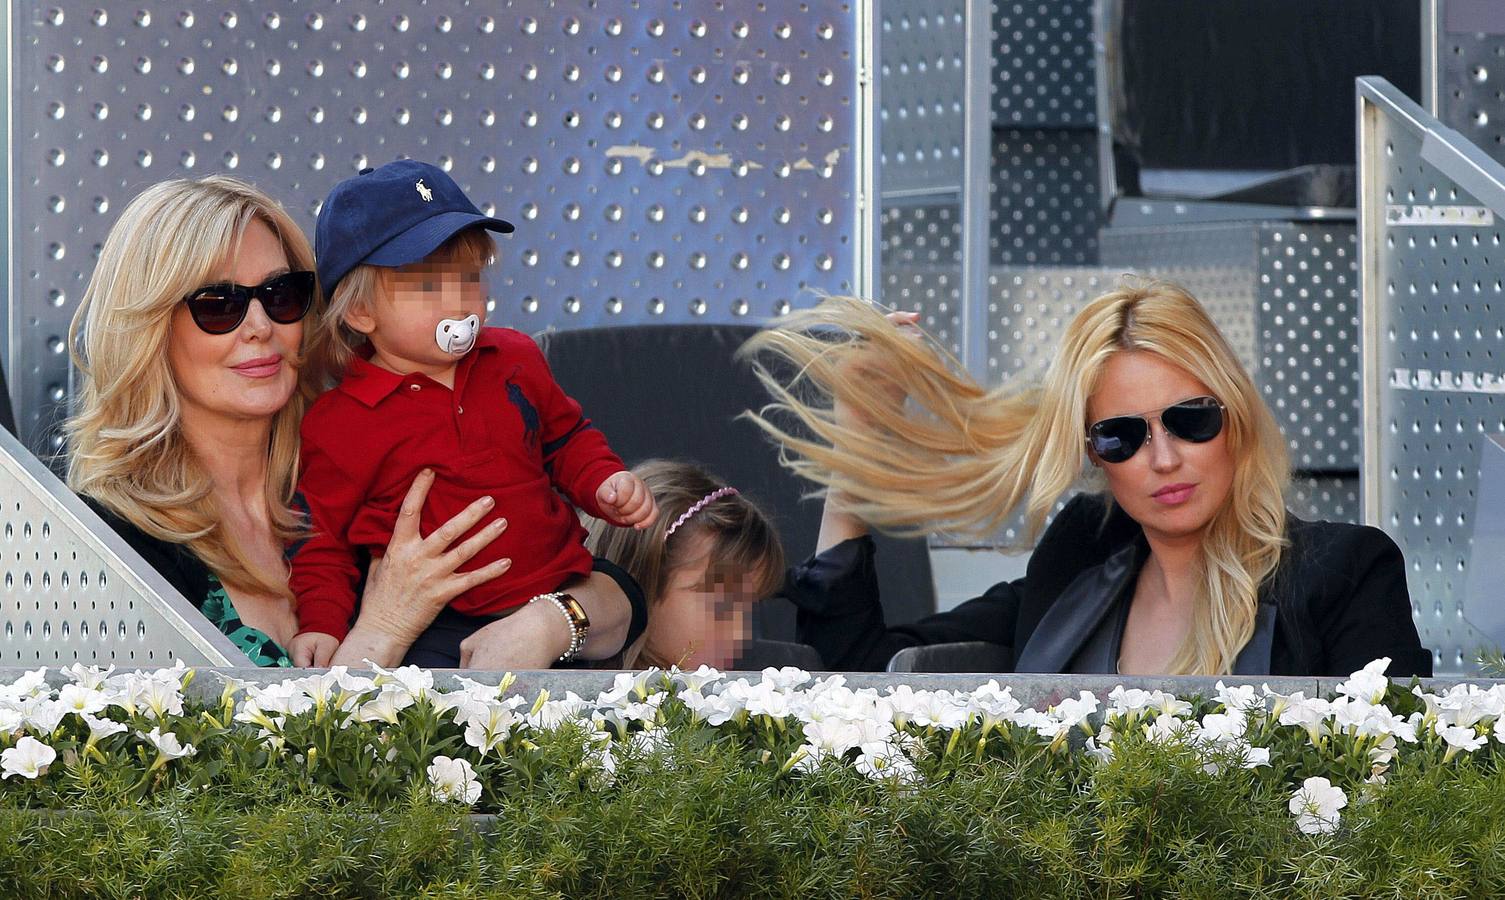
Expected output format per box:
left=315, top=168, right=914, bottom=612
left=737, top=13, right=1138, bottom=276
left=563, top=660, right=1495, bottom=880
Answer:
left=541, top=323, right=936, bottom=644
left=886, top=642, right=1013, bottom=674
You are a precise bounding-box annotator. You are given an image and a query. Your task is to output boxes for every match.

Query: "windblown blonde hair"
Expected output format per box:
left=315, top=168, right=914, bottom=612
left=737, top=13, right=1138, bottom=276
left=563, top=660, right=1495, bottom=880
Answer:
left=66, top=176, right=320, bottom=601
left=742, top=280, right=1290, bottom=675
left=310, top=227, right=497, bottom=376
left=586, top=459, right=786, bottom=669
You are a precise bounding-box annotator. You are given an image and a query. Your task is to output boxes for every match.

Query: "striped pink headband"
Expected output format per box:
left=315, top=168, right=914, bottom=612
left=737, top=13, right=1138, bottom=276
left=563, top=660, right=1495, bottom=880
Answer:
left=664, top=487, right=739, bottom=541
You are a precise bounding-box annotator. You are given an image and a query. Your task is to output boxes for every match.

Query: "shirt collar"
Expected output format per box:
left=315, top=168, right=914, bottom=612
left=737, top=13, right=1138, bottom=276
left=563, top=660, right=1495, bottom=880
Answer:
left=336, top=327, right=502, bottom=408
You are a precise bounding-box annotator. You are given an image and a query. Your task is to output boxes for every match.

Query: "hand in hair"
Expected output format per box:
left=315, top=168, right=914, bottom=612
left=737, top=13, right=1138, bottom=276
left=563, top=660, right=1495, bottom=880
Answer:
left=596, top=470, right=659, bottom=529
left=833, top=308, right=923, bottom=431
left=290, top=631, right=340, bottom=667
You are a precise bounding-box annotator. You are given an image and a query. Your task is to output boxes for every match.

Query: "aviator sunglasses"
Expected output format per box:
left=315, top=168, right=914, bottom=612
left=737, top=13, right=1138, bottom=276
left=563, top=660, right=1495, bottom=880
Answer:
left=1086, top=396, right=1226, bottom=464
left=181, top=270, right=316, bottom=335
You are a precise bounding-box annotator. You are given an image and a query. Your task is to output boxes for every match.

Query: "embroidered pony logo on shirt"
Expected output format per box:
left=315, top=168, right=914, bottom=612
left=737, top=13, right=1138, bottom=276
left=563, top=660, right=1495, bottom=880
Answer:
left=505, top=371, right=541, bottom=448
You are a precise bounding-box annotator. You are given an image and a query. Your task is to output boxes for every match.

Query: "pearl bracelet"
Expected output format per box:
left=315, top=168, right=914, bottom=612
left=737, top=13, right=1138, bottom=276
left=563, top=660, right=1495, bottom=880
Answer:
left=529, top=592, right=586, bottom=662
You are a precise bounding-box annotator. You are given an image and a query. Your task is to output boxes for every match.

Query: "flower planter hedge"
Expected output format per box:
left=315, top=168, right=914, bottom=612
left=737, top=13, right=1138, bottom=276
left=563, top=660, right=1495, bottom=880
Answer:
left=0, top=660, right=1503, bottom=898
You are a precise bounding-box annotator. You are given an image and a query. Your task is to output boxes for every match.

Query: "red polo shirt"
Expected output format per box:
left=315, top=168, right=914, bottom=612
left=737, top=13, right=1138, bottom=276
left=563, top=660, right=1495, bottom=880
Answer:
left=291, top=327, right=626, bottom=640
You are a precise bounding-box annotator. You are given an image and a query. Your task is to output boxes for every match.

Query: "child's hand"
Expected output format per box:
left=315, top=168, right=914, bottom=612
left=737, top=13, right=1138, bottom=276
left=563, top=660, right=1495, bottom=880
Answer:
left=597, top=471, right=659, bottom=529
left=289, top=631, right=341, bottom=667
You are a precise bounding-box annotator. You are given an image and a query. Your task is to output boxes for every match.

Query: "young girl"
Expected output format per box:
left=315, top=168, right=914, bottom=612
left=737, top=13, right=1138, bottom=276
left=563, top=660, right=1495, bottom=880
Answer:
left=587, top=460, right=786, bottom=669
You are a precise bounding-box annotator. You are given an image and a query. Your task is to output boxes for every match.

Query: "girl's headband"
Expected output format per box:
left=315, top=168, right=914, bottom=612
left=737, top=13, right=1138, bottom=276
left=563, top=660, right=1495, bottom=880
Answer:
left=664, top=487, right=739, bottom=541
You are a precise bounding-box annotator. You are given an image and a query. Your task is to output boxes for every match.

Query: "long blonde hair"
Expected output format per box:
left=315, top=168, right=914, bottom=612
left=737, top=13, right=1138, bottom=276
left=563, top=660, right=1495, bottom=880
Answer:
left=586, top=459, right=786, bottom=669
left=742, top=280, right=1290, bottom=675
left=65, top=175, right=320, bottom=601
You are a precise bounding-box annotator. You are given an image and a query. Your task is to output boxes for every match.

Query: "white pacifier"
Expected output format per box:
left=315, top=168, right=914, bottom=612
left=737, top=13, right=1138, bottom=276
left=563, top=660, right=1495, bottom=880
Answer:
left=435, top=313, right=481, bottom=355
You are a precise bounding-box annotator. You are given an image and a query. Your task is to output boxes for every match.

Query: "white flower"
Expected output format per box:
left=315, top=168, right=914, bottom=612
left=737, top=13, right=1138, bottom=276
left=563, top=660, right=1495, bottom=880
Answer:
left=968, top=680, right=1021, bottom=726
left=1214, top=681, right=1263, bottom=713
left=760, top=666, right=812, bottom=692
left=853, top=740, right=921, bottom=785
left=334, top=668, right=379, bottom=697
left=527, top=692, right=594, bottom=730
left=462, top=700, right=521, bottom=756
left=886, top=686, right=967, bottom=729
left=1084, top=734, right=1115, bottom=764
left=0, top=708, right=23, bottom=737
left=1196, top=712, right=1247, bottom=745
left=61, top=663, right=114, bottom=691
left=740, top=682, right=793, bottom=720
left=369, top=663, right=435, bottom=701
left=1432, top=684, right=1505, bottom=730
left=579, top=733, right=617, bottom=789
left=56, top=684, right=109, bottom=718
left=426, top=756, right=482, bottom=805
left=357, top=686, right=416, bottom=725
left=1289, top=776, right=1347, bottom=835
left=672, top=665, right=725, bottom=694
left=241, top=682, right=314, bottom=718
left=621, top=696, right=666, bottom=727
left=0, top=668, right=49, bottom=703
left=1142, top=713, right=1193, bottom=744
left=1238, top=745, right=1271, bottom=768
left=1437, top=722, right=1487, bottom=759
left=138, top=726, right=196, bottom=761
left=0, top=736, right=56, bottom=779
left=19, top=698, right=68, bottom=736
left=801, top=718, right=870, bottom=757
left=1335, top=658, right=1391, bottom=705
left=786, top=744, right=830, bottom=775
left=1279, top=696, right=1332, bottom=743
left=1049, top=691, right=1100, bottom=729
left=81, top=714, right=127, bottom=743
left=1010, top=708, right=1063, bottom=740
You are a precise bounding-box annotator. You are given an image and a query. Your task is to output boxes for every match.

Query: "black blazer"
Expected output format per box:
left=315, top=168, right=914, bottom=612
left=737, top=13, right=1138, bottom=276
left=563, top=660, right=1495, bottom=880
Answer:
left=786, top=493, right=1433, bottom=677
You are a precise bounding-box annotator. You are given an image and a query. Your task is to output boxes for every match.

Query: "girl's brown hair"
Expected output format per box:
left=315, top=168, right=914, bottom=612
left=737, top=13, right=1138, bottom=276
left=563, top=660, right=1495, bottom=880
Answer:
left=586, top=459, right=786, bottom=669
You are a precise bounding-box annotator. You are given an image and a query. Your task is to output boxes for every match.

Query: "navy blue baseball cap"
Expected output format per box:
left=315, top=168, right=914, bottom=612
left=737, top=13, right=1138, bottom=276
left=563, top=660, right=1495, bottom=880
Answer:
left=314, top=159, right=514, bottom=294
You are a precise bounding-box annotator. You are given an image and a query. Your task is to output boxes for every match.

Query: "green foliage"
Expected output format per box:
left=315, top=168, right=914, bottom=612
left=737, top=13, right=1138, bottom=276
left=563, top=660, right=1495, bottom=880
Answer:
left=5, top=666, right=1505, bottom=897
left=2, top=737, right=1505, bottom=898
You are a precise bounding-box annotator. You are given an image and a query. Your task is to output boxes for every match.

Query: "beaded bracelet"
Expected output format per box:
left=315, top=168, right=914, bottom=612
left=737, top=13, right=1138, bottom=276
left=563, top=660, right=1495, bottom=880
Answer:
left=529, top=591, right=586, bottom=662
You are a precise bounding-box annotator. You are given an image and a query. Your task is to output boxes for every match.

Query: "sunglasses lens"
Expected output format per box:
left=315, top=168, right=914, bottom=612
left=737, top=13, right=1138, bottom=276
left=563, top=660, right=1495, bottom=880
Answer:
left=185, top=290, right=247, bottom=335
left=259, top=272, right=315, bottom=323
left=1088, top=417, right=1148, bottom=464
left=1162, top=398, right=1224, bottom=443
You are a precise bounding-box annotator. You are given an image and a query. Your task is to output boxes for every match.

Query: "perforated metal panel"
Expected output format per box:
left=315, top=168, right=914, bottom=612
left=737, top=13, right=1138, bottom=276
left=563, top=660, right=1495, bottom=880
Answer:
left=10, top=1, right=866, bottom=458
left=1358, top=77, right=1505, bottom=673
left=990, top=128, right=1101, bottom=265
left=1429, top=0, right=1505, bottom=167
left=878, top=203, right=963, bottom=358
left=1101, top=221, right=1361, bottom=473
left=990, top=0, right=1095, bottom=127
left=0, top=427, right=247, bottom=666
left=879, top=2, right=966, bottom=196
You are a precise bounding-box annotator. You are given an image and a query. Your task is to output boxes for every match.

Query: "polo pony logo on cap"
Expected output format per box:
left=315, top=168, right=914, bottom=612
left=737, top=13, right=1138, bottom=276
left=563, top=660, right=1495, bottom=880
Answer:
left=415, top=179, right=433, bottom=202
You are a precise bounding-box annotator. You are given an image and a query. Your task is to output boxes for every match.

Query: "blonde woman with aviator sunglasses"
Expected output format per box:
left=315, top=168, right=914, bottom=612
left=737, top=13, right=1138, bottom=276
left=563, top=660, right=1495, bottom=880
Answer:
left=745, top=281, right=1430, bottom=677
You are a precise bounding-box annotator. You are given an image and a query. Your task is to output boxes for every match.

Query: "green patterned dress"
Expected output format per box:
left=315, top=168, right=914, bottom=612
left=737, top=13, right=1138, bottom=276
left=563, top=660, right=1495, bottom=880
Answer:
left=201, top=574, right=293, bottom=668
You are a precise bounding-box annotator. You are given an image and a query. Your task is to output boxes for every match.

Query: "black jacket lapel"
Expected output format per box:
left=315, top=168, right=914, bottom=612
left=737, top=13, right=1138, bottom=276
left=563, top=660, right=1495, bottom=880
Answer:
left=1013, top=540, right=1143, bottom=673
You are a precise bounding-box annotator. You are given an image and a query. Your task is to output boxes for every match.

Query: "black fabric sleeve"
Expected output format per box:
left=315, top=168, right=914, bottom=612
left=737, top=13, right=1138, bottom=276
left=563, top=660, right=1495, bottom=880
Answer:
left=590, top=556, right=649, bottom=652
left=784, top=535, right=1022, bottom=671
left=1309, top=524, right=1433, bottom=678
